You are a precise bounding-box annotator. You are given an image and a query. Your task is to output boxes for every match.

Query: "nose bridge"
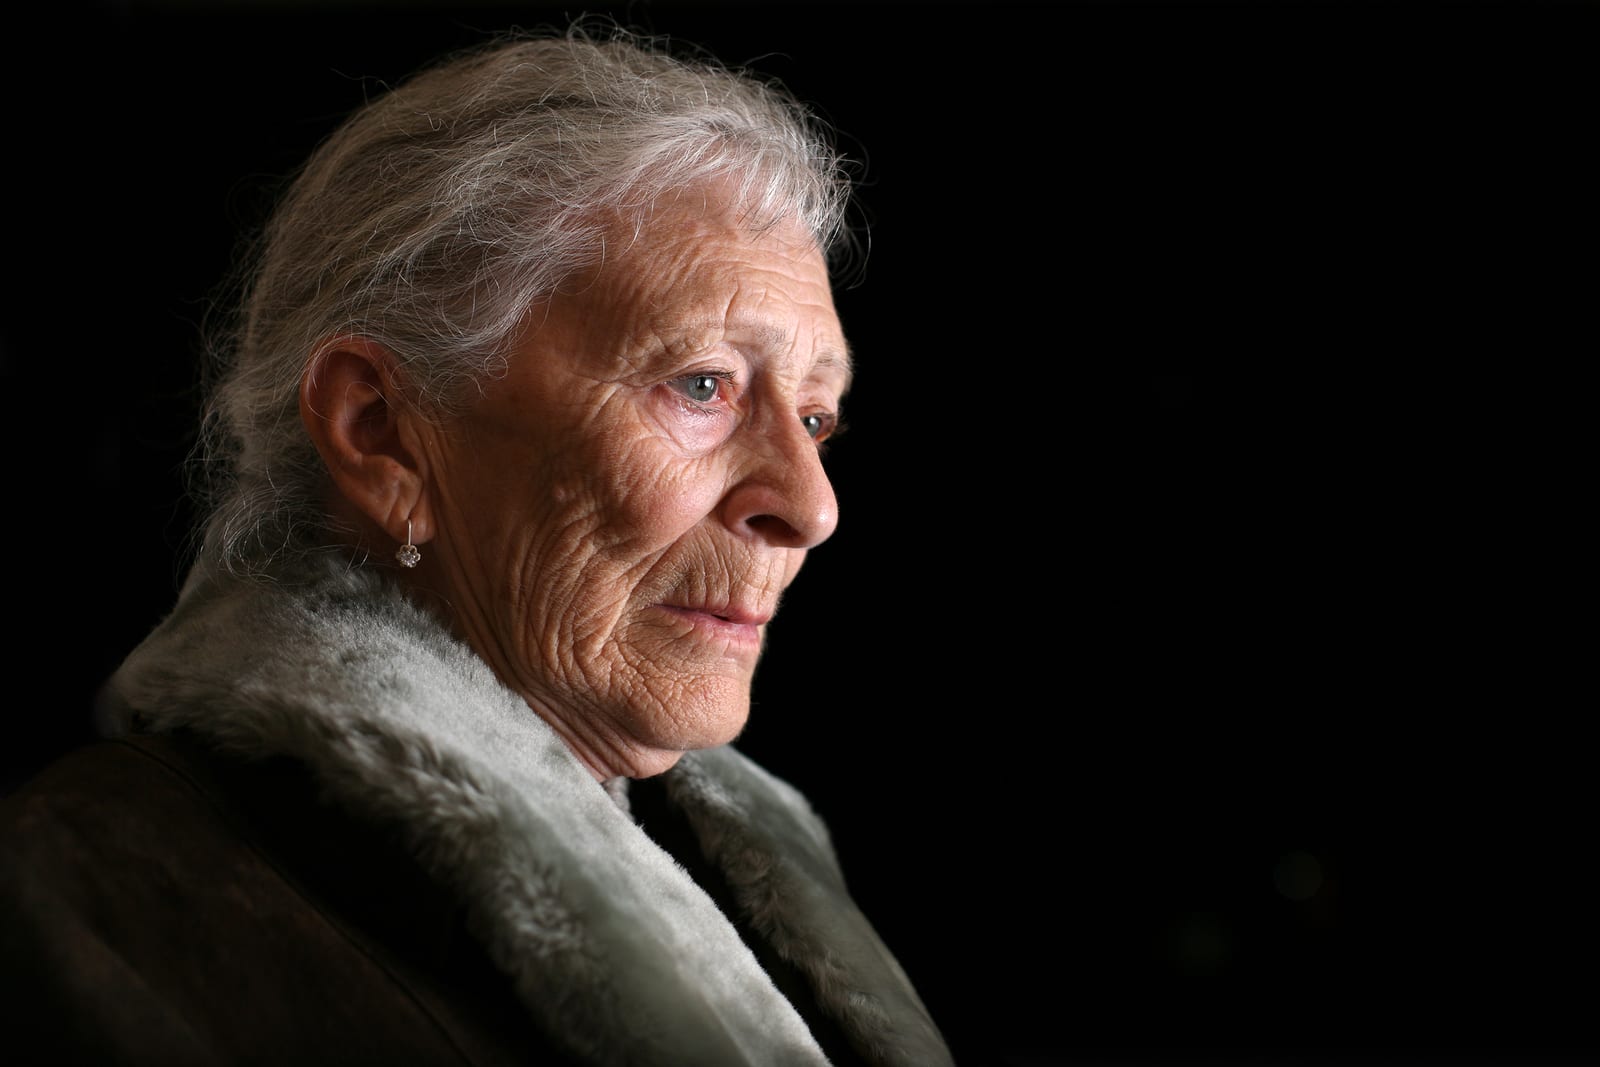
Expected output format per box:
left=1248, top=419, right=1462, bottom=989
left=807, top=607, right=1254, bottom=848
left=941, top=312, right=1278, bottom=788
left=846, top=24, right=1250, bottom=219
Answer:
left=726, top=404, right=838, bottom=548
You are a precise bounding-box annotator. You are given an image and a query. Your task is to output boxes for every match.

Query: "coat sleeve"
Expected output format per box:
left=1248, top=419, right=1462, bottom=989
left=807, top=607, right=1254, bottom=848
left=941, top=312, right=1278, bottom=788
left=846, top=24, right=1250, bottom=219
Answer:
left=1, top=744, right=220, bottom=1066
left=0, top=738, right=556, bottom=1067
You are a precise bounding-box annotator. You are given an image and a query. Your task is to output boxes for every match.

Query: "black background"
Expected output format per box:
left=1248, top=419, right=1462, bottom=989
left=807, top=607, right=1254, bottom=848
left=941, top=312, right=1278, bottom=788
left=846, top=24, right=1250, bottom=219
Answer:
left=3, top=2, right=1594, bottom=1065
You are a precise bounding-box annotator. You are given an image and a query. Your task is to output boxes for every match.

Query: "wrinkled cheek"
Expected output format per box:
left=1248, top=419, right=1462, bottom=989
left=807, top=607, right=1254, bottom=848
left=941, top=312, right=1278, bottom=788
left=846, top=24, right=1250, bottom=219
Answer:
left=609, top=472, right=722, bottom=556
left=510, top=495, right=612, bottom=649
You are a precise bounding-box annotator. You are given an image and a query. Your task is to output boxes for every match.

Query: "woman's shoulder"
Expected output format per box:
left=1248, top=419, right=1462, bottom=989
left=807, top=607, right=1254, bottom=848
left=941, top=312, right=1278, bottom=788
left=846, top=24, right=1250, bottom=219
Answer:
left=1, top=734, right=215, bottom=853
left=0, top=732, right=554, bottom=1066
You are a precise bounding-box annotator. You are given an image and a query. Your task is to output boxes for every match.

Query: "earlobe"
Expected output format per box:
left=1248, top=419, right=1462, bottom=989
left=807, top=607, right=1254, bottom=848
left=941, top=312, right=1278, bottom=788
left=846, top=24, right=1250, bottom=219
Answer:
left=299, top=337, right=431, bottom=548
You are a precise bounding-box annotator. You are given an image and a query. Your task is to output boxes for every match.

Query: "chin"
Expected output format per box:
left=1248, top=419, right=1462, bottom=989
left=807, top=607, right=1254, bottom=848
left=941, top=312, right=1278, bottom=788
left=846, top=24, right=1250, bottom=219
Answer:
left=667, top=682, right=752, bottom=751
left=625, top=705, right=747, bottom=779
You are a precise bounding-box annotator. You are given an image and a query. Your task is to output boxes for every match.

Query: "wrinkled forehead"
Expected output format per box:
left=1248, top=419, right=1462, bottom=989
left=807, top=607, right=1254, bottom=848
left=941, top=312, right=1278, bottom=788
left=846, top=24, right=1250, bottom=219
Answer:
left=569, top=189, right=852, bottom=384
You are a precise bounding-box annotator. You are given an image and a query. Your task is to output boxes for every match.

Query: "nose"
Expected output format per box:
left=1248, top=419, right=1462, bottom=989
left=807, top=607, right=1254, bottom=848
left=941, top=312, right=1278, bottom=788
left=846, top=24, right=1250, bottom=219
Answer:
left=719, top=412, right=839, bottom=549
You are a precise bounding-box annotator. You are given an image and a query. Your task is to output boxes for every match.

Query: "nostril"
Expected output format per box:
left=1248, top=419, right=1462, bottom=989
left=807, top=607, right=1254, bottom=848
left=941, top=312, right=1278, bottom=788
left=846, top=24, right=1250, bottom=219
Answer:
left=744, top=513, right=805, bottom=546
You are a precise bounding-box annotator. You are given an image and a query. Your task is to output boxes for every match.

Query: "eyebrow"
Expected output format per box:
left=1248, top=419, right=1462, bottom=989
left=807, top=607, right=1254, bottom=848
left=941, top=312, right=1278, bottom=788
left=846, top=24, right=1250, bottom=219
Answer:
left=680, top=316, right=855, bottom=389
left=815, top=346, right=855, bottom=392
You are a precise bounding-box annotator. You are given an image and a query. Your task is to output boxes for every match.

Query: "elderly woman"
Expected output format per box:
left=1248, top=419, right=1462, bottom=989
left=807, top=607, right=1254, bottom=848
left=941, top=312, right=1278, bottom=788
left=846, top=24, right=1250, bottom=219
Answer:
left=0, top=24, right=952, bottom=1067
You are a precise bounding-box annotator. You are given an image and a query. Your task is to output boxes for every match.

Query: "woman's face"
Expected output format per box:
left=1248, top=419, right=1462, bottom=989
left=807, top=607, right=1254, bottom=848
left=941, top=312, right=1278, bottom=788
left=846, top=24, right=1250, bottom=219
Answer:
left=416, top=187, right=850, bottom=780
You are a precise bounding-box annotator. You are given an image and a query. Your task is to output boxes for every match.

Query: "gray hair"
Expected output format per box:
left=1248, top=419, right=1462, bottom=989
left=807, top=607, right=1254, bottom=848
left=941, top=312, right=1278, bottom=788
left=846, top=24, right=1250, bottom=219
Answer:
left=193, top=20, right=858, bottom=577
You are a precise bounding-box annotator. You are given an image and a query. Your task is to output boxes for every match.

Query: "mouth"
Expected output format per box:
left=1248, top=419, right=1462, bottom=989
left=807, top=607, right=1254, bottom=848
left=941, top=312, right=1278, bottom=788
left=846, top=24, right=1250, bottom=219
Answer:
left=654, top=603, right=771, bottom=653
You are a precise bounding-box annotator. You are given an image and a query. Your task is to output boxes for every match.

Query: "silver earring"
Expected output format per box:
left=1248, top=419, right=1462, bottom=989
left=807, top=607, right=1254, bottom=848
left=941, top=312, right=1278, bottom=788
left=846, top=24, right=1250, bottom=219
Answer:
left=395, top=519, right=421, bottom=568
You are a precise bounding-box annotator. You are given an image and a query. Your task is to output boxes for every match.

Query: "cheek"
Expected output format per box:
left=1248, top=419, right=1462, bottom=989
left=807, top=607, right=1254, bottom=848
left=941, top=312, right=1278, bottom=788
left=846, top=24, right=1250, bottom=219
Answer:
left=604, top=455, right=725, bottom=551
left=495, top=387, right=732, bottom=603
left=537, top=417, right=724, bottom=565
left=531, top=455, right=722, bottom=646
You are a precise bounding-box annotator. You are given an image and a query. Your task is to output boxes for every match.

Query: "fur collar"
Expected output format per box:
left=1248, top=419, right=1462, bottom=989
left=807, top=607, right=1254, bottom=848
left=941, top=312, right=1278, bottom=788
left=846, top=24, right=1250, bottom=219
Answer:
left=101, top=553, right=951, bottom=1067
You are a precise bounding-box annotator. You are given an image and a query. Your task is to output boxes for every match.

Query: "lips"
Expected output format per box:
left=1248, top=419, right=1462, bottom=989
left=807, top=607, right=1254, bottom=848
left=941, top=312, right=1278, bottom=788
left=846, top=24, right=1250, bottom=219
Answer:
left=646, top=554, right=787, bottom=653
left=695, top=605, right=770, bottom=626
left=655, top=602, right=771, bottom=652
left=659, top=603, right=771, bottom=626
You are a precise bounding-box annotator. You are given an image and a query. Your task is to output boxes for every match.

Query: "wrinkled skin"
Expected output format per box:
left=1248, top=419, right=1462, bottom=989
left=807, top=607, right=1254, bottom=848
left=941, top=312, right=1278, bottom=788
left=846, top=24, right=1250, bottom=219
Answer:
left=412, top=188, right=851, bottom=780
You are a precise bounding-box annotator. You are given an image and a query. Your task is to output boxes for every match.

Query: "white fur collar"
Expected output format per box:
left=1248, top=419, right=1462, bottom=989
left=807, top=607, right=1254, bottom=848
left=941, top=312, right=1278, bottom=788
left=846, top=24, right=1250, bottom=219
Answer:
left=101, top=553, right=950, bottom=1066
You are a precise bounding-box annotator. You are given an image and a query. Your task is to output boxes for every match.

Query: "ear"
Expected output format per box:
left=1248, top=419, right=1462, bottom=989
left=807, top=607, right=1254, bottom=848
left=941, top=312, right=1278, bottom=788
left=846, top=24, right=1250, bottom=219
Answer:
left=299, top=337, right=433, bottom=547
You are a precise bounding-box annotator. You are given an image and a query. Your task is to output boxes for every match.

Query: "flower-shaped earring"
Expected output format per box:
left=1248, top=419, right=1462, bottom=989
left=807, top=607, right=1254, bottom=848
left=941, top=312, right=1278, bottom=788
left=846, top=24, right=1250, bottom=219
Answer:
left=395, top=519, right=421, bottom=568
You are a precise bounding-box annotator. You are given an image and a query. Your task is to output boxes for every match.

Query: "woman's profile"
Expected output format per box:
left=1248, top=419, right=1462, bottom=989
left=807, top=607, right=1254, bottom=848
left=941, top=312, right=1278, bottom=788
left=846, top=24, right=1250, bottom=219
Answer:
left=0, top=19, right=953, bottom=1067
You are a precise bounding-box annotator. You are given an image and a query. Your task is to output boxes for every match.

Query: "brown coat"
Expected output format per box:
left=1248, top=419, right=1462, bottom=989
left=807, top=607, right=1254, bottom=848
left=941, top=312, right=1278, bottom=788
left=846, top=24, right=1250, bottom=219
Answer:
left=2, top=732, right=572, bottom=1065
left=2, top=730, right=908, bottom=1065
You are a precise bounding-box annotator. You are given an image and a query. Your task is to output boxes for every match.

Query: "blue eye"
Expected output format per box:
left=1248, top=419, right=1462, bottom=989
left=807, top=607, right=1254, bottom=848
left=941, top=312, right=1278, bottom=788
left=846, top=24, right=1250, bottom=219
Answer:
left=801, top=412, right=838, bottom=442
left=682, top=374, right=721, bottom=403
left=671, top=372, right=730, bottom=405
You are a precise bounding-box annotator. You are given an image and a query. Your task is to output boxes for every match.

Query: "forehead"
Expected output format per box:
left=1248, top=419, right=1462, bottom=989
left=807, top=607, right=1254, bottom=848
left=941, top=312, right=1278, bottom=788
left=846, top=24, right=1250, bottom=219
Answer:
left=571, top=192, right=853, bottom=385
